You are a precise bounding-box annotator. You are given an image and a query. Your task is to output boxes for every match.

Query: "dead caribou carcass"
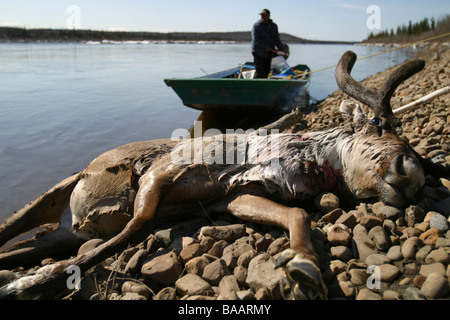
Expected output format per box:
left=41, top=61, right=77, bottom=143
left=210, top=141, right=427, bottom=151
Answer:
left=0, top=51, right=446, bottom=300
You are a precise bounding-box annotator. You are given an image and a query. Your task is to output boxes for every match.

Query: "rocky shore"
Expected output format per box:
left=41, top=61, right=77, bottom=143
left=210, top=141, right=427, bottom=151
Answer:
left=1, top=45, right=449, bottom=301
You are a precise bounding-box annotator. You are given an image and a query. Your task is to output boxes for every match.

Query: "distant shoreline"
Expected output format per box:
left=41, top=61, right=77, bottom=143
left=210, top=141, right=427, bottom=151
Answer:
left=0, top=27, right=357, bottom=45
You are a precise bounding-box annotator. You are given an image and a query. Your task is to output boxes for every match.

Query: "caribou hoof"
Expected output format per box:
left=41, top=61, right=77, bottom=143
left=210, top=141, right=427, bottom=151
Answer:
left=276, top=249, right=327, bottom=300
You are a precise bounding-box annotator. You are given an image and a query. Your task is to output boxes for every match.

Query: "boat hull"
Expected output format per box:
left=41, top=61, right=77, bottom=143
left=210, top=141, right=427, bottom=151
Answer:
left=164, top=78, right=309, bottom=113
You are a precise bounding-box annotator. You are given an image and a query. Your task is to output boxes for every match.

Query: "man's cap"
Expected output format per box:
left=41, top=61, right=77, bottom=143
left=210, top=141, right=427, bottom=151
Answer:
left=259, top=9, right=270, bottom=15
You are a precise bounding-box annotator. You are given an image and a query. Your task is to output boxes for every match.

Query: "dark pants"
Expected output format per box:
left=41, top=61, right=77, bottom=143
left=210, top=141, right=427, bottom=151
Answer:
left=253, top=53, right=272, bottom=79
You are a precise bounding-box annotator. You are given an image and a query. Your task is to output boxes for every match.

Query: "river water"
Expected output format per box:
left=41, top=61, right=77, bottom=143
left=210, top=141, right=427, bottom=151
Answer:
left=0, top=42, right=419, bottom=224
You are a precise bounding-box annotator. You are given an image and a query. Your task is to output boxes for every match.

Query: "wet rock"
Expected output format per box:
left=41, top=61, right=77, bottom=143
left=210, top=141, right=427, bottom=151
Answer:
left=175, top=273, right=214, bottom=297
left=420, top=272, right=449, bottom=299
left=141, top=250, right=183, bottom=285
left=246, top=253, right=284, bottom=299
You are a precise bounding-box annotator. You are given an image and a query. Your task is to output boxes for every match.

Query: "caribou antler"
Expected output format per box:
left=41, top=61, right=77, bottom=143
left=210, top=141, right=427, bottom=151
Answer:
left=335, top=51, right=425, bottom=127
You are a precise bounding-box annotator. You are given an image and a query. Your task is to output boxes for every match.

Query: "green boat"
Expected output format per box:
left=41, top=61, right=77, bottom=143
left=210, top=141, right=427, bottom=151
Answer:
left=164, top=61, right=310, bottom=113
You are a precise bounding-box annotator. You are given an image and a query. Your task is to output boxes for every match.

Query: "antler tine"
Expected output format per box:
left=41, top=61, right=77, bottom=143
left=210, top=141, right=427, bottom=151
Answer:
left=335, top=51, right=379, bottom=112
left=378, top=58, right=425, bottom=117
left=335, top=51, right=426, bottom=127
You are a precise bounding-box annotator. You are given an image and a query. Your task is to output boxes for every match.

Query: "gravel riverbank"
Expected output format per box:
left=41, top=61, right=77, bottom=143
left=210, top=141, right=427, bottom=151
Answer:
left=1, top=45, right=449, bottom=300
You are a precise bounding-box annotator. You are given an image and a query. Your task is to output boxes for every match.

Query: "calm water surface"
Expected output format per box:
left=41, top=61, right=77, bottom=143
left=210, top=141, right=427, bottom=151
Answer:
left=0, top=43, right=418, bottom=223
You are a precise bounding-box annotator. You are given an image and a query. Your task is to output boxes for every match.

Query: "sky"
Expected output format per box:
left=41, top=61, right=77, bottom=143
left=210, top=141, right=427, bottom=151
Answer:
left=0, top=0, right=449, bottom=41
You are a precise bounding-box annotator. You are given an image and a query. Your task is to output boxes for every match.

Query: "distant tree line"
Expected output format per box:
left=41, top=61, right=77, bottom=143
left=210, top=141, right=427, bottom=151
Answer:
left=365, top=14, right=450, bottom=43
left=0, top=27, right=355, bottom=44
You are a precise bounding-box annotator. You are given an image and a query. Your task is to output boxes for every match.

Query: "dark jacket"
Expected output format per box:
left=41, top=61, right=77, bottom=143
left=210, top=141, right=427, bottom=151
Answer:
left=251, top=19, right=286, bottom=59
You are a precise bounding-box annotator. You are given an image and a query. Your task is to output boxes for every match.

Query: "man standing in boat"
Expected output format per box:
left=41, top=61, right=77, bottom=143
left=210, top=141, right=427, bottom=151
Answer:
left=251, top=9, right=288, bottom=78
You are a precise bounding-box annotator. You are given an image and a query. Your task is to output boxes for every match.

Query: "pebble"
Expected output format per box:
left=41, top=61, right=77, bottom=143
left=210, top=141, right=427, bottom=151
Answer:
left=359, top=216, right=382, bottom=230
left=425, top=248, right=450, bottom=264
left=419, top=228, right=442, bottom=245
left=320, top=208, right=343, bottom=224
left=378, top=264, right=401, bottom=282
left=352, top=232, right=379, bottom=262
left=327, top=224, right=352, bottom=246
left=314, top=192, right=340, bottom=213
left=200, top=224, right=247, bottom=242
left=420, top=263, right=447, bottom=277
left=246, top=253, right=284, bottom=299
left=330, top=246, right=353, bottom=261
left=202, top=259, right=230, bottom=285
left=175, top=273, right=214, bottom=297
left=365, top=253, right=390, bottom=266
left=356, top=288, right=382, bottom=300
left=141, top=250, right=183, bottom=285
left=401, top=237, right=423, bottom=260
left=420, top=272, right=449, bottom=299
left=387, top=245, right=403, bottom=261
left=372, top=203, right=401, bottom=220
left=368, top=226, right=390, bottom=251
left=429, top=214, right=449, bottom=232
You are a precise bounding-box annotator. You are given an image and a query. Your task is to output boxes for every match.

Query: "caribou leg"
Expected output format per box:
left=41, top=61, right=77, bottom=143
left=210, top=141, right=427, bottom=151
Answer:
left=0, top=173, right=81, bottom=249
left=217, top=193, right=327, bottom=300
left=0, top=170, right=168, bottom=299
